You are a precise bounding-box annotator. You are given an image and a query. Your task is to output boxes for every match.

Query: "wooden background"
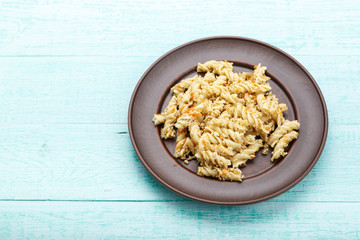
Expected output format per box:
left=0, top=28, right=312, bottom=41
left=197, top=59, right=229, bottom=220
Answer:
left=0, top=0, right=359, bottom=239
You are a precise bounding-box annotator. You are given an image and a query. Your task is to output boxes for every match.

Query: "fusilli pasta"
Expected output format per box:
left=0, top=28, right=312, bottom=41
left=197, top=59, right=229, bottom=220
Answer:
left=153, top=60, right=300, bottom=181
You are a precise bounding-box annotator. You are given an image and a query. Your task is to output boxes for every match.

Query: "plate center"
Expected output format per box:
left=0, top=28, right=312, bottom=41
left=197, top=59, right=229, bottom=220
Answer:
left=157, top=61, right=298, bottom=180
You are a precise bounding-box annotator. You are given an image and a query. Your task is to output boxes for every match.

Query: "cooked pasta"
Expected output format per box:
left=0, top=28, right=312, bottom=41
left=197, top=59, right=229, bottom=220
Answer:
left=153, top=60, right=300, bottom=181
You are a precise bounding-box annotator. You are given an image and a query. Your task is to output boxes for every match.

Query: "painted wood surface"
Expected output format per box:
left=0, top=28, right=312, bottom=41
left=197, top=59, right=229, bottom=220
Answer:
left=0, top=0, right=359, bottom=239
left=0, top=55, right=359, bottom=125
left=0, top=201, right=359, bottom=239
left=0, top=123, right=359, bottom=202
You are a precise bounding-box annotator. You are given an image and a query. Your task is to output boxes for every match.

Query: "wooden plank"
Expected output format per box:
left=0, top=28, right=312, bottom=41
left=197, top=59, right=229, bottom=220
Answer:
left=0, top=0, right=359, bottom=57
left=0, top=55, right=359, bottom=124
left=0, top=56, right=152, bottom=124
left=0, top=123, right=358, bottom=201
left=0, top=201, right=358, bottom=239
left=0, top=0, right=358, bottom=238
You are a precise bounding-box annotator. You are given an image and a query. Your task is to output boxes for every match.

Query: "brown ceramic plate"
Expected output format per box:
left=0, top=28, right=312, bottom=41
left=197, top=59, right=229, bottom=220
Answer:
left=128, top=36, right=328, bottom=205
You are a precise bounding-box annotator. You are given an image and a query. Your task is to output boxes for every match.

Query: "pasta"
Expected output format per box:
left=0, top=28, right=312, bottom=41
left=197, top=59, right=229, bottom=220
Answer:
left=153, top=60, right=300, bottom=181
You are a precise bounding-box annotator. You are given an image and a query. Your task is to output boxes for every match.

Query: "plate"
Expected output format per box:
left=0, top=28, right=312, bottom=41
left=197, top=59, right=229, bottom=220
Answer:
left=128, top=36, right=328, bottom=205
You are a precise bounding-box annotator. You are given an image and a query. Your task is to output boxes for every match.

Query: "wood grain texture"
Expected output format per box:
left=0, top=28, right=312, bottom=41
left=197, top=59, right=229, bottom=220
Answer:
left=0, top=55, right=359, bottom=124
left=0, top=201, right=359, bottom=240
left=0, top=0, right=359, bottom=57
left=0, top=123, right=358, bottom=201
left=0, top=0, right=359, bottom=238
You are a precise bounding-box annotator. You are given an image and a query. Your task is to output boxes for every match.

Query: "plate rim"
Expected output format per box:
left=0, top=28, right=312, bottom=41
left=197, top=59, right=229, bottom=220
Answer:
left=128, top=36, right=328, bottom=205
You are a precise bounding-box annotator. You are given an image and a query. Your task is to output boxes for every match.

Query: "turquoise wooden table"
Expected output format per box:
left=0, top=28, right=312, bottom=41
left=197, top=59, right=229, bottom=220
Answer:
left=0, top=0, right=359, bottom=239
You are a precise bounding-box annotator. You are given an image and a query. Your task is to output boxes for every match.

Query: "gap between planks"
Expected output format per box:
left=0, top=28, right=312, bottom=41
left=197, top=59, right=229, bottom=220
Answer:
left=0, top=199, right=359, bottom=203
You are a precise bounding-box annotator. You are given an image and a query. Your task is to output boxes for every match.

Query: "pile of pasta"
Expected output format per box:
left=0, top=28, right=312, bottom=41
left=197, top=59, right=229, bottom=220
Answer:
left=153, top=60, right=300, bottom=181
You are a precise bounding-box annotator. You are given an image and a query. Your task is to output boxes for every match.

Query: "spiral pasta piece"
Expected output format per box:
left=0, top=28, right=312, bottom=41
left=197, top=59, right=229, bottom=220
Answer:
left=231, top=81, right=271, bottom=94
left=234, top=105, right=271, bottom=135
left=231, top=139, right=263, bottom=167
left=202, top=85, right=237, bottom=104
left=153, top=96, right=179, bottom=139
left=257, top=93, right=287, bottom=126
left=268, top=120, right=300, bottom=148
left=271, top=131, right=299, bottom=161
left=198, top=166, right=244, bottom=182
left=174, top=129, right=196, bottom=159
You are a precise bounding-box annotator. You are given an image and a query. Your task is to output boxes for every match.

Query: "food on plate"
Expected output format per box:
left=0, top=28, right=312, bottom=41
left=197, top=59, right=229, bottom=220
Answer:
left=153, top=60, right=300, bottom=181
